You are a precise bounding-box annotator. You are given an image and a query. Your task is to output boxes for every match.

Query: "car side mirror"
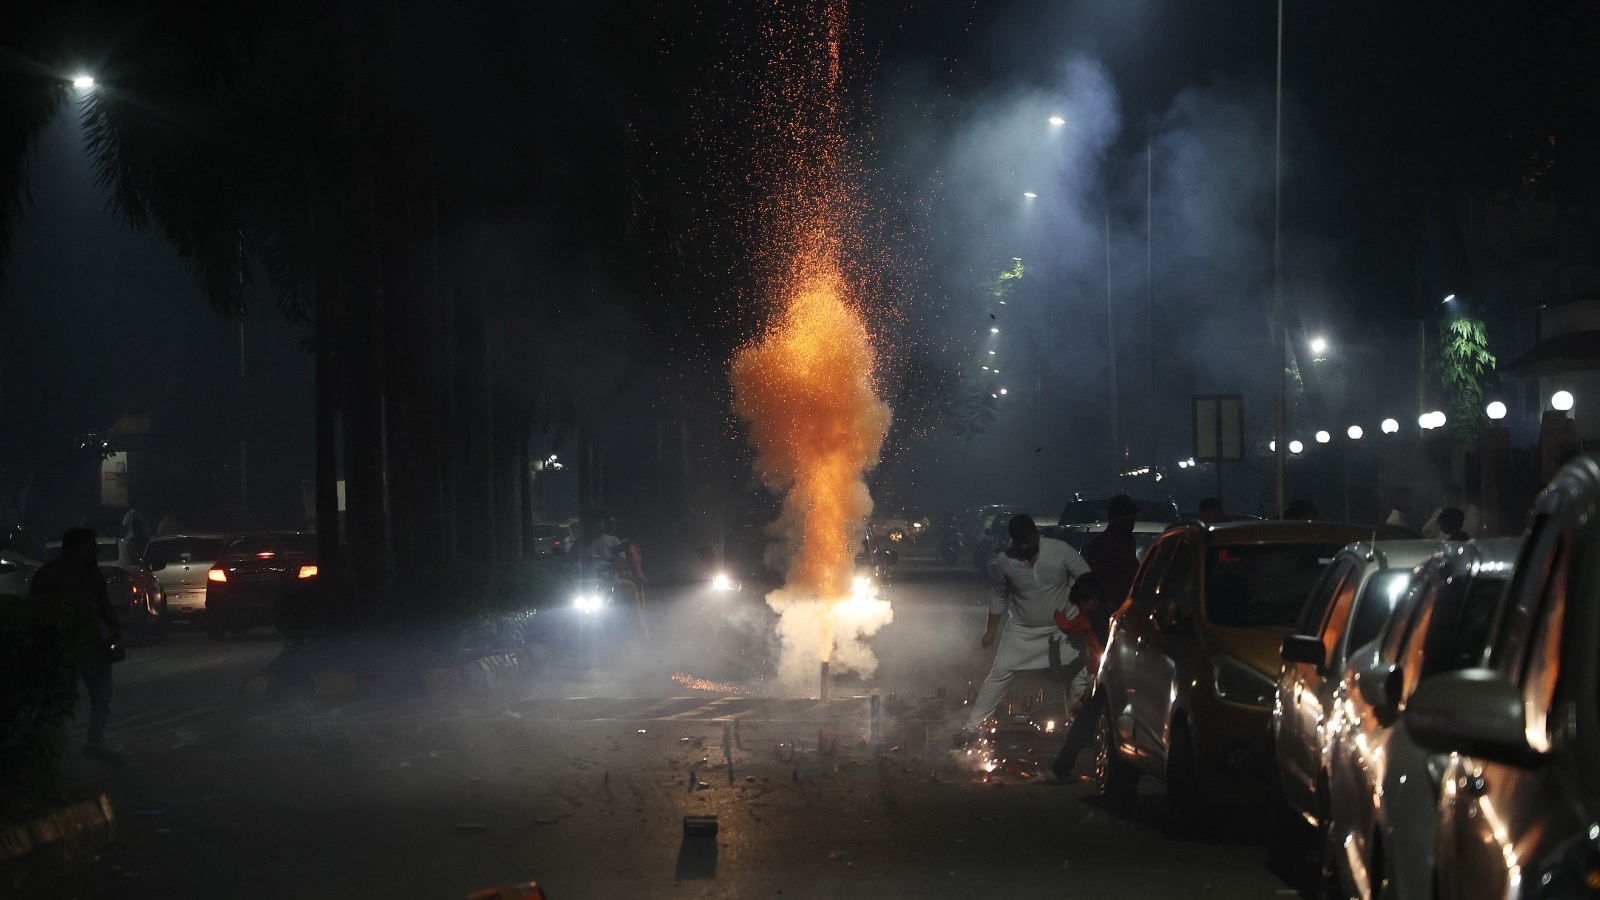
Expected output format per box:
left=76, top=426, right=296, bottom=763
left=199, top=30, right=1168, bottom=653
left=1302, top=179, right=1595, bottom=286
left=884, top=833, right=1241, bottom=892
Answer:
left=1281, top=634, right=1326, bottom=673
left=1352, top=658, right=1401, bottom=723
left=1404, top=668, right=1541, bottom=767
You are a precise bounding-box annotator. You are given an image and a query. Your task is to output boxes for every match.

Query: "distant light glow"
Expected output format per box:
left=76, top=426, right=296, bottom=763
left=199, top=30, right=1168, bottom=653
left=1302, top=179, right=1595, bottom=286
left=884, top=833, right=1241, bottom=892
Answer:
left=1443, top=294, right=1456, bottom=304
left=1552, top=390, right=1575, bottom=412
left=72, top=74, right=95, bottom=89
left=1381, top=418, right=1399, bottom=434
left=999, top=388, right=1007, bottom=395
left=1289, top=440, right=1304, bottom=454
left=990, top=327, right=999, bottom=334
left=1022, top=192, right=1038, bottom=199
left=1316, top=430, right=1331, bottom=444
left=1049, top=115, right=1066, bottom=126
left=1310, top=337, right=1327, bottom=354
left=1348, top=425, right=1364, bottom=440
left=1269, top=440, right=1276, bottom=452
left=1419, top=410, right=1447, bottom=429
left=1486, top=401, right=1507, bottom=420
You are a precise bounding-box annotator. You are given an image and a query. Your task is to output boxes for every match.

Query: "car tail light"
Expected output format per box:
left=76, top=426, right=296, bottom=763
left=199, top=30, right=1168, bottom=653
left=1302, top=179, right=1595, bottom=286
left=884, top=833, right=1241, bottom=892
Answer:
left=297, top=565, right=319, bottom=579
left=208, top=567, right=227, bottom=583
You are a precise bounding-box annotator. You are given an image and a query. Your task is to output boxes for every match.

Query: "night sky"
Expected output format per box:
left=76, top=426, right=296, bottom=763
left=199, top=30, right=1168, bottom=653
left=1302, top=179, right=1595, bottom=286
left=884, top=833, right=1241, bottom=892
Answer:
left=3, top=0, right=1593, bottom=530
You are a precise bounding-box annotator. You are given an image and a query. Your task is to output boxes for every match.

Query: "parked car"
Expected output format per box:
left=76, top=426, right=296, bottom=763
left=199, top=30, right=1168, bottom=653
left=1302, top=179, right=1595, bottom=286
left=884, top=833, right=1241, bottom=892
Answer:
left=1048, top=520, right=1171, bottom=566
left=1321, top=537, right=1519, bottom=900
left=1058, top=494, right=1182, bottom=525
left=205, top=531, right=319, bottom=638
left=0, top=525, right=47, bottom=598
left=45, top=535, right=166, bottom=642
left=1406, top=456, right=1600, bottom=900
left=144, top=533, right=230, bottom=626
left=1093, top=519, right=1409, bottom=817
left=528, top=522, right=575, bottom=557
left=1274, top=539, right=1444, bottom=837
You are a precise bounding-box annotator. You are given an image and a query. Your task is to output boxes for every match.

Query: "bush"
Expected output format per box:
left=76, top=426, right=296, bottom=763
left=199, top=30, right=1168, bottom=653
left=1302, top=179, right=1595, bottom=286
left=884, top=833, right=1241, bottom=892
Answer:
left=0, top=593, right=80, bottom=816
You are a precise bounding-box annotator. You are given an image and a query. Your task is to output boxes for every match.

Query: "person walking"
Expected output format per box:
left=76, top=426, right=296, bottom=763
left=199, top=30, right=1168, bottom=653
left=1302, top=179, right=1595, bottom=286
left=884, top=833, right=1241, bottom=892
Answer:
left=956, top=514, right=1090, bottom=745
left=1084, top=495, right=1140, bottom=641
left=29, top=527, right=123, bottom=760
left=1050, top=573, right=1108, bottom=781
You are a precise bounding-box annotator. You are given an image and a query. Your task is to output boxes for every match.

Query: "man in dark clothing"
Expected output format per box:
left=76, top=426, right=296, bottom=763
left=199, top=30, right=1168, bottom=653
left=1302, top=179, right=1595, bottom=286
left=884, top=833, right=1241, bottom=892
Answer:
left=30, top=527, right=122, bottom=760
left=1438, top=507, right=1471, bottom=541
left=1084, top=494, right=1140, bottom=642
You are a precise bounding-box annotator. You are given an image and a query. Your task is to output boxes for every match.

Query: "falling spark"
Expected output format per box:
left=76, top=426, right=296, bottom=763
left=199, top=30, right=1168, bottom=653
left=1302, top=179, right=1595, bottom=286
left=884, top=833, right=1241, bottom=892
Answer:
left=728, top=0, right=893, bottom=696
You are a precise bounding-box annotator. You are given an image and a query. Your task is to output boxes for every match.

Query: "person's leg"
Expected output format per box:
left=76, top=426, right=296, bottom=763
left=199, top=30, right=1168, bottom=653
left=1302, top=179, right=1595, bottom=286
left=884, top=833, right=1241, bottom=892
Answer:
left=964, top=663, right=1018, bottom=733
left=81, top=660, right=113, bottom=752
left=1051, top=688, right=1104, bottom=779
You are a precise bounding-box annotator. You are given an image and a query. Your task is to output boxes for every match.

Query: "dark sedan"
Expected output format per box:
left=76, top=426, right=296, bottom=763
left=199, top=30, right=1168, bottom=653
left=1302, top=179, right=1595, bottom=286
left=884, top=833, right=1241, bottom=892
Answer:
left=205, top=531, right=319, bottom=638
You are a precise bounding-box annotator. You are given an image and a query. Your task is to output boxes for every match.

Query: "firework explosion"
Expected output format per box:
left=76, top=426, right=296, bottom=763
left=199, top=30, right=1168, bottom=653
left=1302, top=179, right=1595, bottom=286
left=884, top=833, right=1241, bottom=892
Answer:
left=729, top=0, right=893, bottom=696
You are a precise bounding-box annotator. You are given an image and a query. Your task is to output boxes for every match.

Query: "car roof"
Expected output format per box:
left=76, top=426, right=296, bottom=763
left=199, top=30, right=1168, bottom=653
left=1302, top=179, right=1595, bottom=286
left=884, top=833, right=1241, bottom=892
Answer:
left=1180, top=520, right=1413, bottom=546
left=149, top=533, right=229, bottom=541
left=1335, top=539, right=1448, bottom=570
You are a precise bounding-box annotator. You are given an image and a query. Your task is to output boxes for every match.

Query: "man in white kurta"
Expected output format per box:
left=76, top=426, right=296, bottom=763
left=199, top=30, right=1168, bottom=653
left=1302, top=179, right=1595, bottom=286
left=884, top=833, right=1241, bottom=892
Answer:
left=961, top=514, right=1092, bottom=737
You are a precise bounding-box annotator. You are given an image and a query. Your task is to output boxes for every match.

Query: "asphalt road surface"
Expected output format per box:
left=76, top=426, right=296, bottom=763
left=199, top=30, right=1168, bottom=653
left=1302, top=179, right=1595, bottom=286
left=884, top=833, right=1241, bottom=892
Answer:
left=22, top=547, right=1308, bottom=900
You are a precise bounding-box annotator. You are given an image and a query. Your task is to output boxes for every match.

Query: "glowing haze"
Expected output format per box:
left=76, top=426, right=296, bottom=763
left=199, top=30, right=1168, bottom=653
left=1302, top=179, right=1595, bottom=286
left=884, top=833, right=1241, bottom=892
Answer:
left=729, top=0, right=893, bottom=696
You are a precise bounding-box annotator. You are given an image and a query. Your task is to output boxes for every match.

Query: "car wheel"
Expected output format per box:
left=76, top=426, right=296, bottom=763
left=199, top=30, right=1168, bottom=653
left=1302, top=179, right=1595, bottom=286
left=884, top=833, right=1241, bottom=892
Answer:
left=1094, top=703, right=1138, bottom=804
left=1165, top=719, right=1200, bottom=828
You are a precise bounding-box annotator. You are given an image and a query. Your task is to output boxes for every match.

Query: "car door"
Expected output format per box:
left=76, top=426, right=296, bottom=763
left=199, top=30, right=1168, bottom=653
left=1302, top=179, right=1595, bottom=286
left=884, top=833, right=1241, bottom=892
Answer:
left=1130, top=534, right=1197, bottom=764
left=1442, top=518, right=1571, bottom=900
left=1279, top=557, right=1358, bottom=811
left=1105, top=534, right=1175, bottom=764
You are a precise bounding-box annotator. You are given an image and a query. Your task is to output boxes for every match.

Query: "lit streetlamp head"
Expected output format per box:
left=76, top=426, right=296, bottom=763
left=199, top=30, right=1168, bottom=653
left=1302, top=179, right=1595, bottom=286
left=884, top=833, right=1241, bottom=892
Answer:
left=1347, top=425, right=1364, bottom=440
left=1022, top=192, right=1038, bottom=199
left=1049, top=115, right=1066, bottom=126
left=1381, top=418, right=1399, bottom=434
left=1552, top=390, right=1575, bottom=412
left=72, top=74, right=95, bottom=89
left=1288, top=440, right=1304, bottom=454
left=1486, top=400, right=1508, bottom=420
left=1310, top=337, right=1327, bottom=355
left=1442, top=294, right=1456, bottom=305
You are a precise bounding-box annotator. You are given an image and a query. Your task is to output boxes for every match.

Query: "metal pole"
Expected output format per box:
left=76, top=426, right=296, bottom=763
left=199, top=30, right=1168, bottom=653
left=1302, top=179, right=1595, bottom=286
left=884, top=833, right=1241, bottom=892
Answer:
left=1272, top=0, right=1286, bottom=515
left=1147, top=144, right=1155, bottom=467
left=1107, top=209, right=1119, bottom=466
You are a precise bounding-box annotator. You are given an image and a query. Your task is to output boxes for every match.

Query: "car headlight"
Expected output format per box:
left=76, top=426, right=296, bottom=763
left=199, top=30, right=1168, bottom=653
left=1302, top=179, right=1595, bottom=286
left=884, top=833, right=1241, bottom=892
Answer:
left=1211, top=654, right=1276, bottom=707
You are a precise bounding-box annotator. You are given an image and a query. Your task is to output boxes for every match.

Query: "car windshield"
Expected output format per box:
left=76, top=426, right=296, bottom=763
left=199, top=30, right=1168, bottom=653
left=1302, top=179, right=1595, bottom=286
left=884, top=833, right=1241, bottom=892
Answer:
left=1349, top=569, right=1414, bottom=650
left=146, top=537, right=228, bottom=567
left=228, top=533, right=313, bottom=555
left=1204, top=543, right=1345, bottom=628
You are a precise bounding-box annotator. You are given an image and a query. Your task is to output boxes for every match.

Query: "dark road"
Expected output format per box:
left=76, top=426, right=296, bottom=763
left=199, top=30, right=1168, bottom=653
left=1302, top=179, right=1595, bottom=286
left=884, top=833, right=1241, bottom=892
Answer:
left=27, top=550, right=1304, bottom=900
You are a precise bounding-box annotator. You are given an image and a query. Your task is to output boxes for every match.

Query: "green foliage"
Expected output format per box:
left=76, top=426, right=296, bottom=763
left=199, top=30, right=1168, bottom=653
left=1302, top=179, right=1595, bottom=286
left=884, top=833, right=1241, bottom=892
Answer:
left=987, top=259, right=1026, bottom=303
left=0, top=593, right=80, bottom=815
left=1438, top=317, right=1497, bottom=442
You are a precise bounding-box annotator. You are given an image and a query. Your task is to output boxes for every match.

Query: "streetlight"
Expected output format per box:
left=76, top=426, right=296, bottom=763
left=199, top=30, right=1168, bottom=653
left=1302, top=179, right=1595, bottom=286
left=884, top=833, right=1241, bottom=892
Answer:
left=1310, top=336, right=1327, bottom=355
left=1347, top=425, right=1364, bottom=440
left=1381, top=418, right=1399, bottom=434
left=1023, top=192, right=1038, bottom=199
left=1289, top=440, right=1304, bottom=454
left=1552, top=390, right=1575, bottom=412
left=1315, top=430, right=1331, bottom=444
left=1049, top=115, right=1066, bottom=126
left=72, top=74, right=96, bottom=89
left=1486, top=400, right=1507, bottom=420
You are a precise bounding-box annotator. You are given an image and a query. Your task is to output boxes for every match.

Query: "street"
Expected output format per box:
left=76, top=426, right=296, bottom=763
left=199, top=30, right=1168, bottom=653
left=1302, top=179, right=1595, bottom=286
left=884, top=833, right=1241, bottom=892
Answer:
left=27, top=549, right=1302, bottom=900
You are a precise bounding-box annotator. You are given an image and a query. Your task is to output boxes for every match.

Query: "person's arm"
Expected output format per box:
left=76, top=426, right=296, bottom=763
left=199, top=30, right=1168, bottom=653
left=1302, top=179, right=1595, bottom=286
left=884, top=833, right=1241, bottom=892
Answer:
left=983, top=560, right=1009, bottom=648
left=92, top=572, right=121, bottom=642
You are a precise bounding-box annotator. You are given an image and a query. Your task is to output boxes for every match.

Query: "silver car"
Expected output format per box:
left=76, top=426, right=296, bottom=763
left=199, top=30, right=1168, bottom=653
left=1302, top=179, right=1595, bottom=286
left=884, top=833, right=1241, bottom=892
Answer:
left=0, top=525, right=47, bottom=598
left=1275, top=540, right=1443, bottom=837
left=145, top=534, right=230, bottom=625
left=1323, top=537, right=1517, bottom=900
left=1406, top=456, right=1600, bottom=900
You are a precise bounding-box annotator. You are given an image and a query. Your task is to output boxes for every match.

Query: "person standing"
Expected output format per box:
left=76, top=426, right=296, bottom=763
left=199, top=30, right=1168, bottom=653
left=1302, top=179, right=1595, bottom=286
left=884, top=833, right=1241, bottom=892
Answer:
left=1197, top=496, right=1226, bottom=525
left=1438, top=507, right=1471, bottom=541
left=957, top=514, right=1090, bottom=744
left=1084, top=495, right=1140, bottom=641
left=30, top=527, right=122, bottom=760
left=1051, top=573, right=1108, bottom=781
left=1421, top=484, right=1482, bottom=539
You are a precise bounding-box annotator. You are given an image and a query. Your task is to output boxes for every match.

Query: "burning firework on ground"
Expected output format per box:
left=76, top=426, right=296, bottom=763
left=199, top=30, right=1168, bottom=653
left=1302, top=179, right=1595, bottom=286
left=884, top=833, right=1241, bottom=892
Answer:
left=728, top=0, right=893, bottom=697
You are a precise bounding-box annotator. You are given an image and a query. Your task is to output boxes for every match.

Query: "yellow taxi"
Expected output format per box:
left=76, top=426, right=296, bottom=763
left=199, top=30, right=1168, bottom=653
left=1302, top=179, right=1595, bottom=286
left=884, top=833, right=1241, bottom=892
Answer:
left=1093, top=519, right=1407, bottom=814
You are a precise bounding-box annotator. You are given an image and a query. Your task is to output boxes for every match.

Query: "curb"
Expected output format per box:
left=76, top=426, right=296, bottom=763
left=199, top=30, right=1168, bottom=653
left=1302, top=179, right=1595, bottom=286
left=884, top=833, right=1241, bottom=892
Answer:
left=0, top=793, right=116, bottom=881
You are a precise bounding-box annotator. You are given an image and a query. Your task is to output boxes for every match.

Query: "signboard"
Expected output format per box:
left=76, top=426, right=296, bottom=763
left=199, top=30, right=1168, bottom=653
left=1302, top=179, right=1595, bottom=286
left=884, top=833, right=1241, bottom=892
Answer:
left=1193, top=395, right=1244, bottom=462
left=100, top=451, right=129, bottom=507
